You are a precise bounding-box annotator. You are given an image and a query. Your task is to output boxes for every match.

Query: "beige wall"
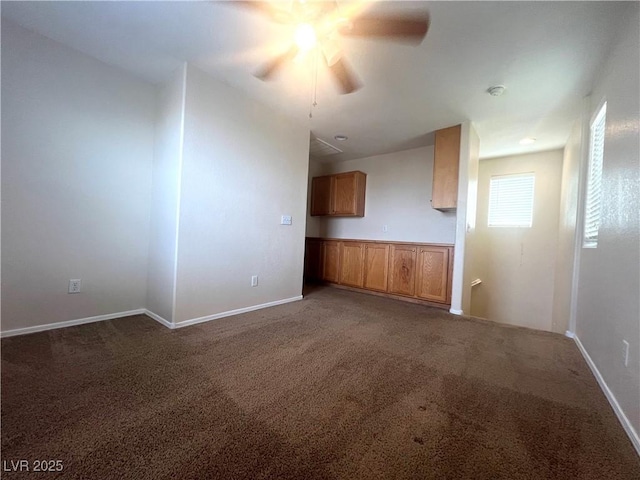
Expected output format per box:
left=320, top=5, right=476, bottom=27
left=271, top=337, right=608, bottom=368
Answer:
left=1, top=21, right=155, bottom=332
left=551, top=119, right=583, bottom=334
left=459, top=124, right=481, bottom=315
left=1, top=23, right=311, bottom=331
left=573, top=3, right=639, bottom=440
left=312, top=146, right=457, bottom=244
left=146, top=65, right=185, bottom=323
left=174, top=65, right=310, bottom=323
left=471, top=150, right=563, bottom=332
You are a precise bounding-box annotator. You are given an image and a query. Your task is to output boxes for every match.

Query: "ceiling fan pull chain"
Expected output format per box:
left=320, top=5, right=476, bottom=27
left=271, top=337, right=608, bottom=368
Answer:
left=313, top=47, right=319, bottom=107
left=309, top=47, right=319, bottom=119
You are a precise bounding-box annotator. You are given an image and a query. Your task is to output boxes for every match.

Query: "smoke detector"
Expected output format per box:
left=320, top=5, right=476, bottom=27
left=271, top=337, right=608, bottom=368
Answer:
left=487, top=85, right=506, bottom=96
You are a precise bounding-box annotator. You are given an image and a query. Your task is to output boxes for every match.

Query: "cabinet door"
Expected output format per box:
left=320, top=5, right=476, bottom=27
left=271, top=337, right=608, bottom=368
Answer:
left=340, top=242, right=365, bottom=287
left=322, top=241, right=341, bottom=283
left=333, top=172, right=366, bottom=216
left=388, top=245, right=417, bottom=296
left=416, top=246, right=449, bottom=303
left=311, top=176, right=333, bottom=216
left=304, top=239, right=323, bottom=281
left=432, top=125, right=461, bottom=210
left=364, top=243, right=389, bottom=292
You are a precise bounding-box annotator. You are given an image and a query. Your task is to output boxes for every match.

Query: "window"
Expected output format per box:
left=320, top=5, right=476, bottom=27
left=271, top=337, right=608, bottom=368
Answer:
left=583, top=102, right=607, bottom=248
left=488, top=173, right=535, bottom=227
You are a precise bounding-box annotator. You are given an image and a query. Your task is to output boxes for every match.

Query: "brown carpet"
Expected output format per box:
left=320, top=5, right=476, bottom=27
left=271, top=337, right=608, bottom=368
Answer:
left=2, top=285, right=639, bottom=479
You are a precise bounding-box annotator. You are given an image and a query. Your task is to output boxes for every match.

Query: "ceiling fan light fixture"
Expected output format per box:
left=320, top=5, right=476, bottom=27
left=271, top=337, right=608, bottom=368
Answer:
left=294, top=23, right=317, bottom=52
left=244, top=2, right=431, bottom=95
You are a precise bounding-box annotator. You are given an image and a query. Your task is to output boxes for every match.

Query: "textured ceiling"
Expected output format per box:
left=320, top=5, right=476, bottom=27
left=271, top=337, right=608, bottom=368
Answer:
left=1, top=1, right=629, bottom=161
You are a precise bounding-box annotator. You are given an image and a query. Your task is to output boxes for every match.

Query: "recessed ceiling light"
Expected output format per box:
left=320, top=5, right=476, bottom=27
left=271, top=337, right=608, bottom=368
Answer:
left=334, top=135, right=348, bottom=141
left=519, top=137, right=536, bottom=145
left=487, top=85, right=506, bottom=96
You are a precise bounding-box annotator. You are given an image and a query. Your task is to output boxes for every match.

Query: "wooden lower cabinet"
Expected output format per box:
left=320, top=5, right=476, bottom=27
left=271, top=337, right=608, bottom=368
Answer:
left=388, top=245, right=417, bottom=296
left=340, top=242, right=365, bottom=287
left=307, top=238, right=453, bottom=308
left=304, top=238, right=323, bottom=281
left=322, top=241, right=341, bottom=283
left=416, top=246, right=450, bottom=303
left=364, top=243, right=389, bottom=292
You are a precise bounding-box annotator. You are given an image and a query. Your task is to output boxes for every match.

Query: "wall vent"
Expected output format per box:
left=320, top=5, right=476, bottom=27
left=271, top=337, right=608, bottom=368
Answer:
left=309, top=136, right=343, bottom=157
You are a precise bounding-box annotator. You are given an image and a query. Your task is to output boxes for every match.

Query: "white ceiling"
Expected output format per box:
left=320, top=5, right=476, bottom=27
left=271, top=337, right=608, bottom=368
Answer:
left=1, top=1, right=628, bottom=161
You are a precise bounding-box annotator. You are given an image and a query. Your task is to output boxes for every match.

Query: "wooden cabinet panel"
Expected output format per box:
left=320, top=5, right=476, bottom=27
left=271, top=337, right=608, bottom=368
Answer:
left=388, top=245, right=417, bottom=296
left=304, top=239, right=323, bottom=281
left=416, top=246, right=449, bottom=303
left=310, top=171, right=366, bottom=216
left=322, top=241, right=341, bottom=283
left=333, top=172, right=366, bottom=216
left=432, top=124, right=461, bottom=210
left=340, top=242, right=365, bottom=288
left=306, top=237, right=452, bottom=307
left=364, top=243, right=389, bottom=292
left=310, top=175, right=332, bottom=216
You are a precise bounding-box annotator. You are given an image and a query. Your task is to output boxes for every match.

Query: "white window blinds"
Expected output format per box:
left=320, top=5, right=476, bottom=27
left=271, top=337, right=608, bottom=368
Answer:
left=488, top=173, right=535, bottom=227
left=584, top=102, right=607, bottom=248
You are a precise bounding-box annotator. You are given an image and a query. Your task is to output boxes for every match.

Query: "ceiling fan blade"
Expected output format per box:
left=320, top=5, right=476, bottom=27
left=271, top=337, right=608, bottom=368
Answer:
left=338, top=14, right=430, bottom=44
left=255, top=46, right=299, bottom=81
left=235, top=1, right=296, bottom=24
left=328, top=57, right=362, bottom=94
left=322, top=38, right=343, bottom=67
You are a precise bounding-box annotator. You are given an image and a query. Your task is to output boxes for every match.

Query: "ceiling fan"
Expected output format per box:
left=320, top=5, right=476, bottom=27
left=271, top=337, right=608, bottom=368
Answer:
left=238, top=1, right=430, bottom=94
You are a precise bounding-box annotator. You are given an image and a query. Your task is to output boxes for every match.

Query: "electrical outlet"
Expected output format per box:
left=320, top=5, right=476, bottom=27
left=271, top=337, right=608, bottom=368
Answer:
left=383, top=225, right=388, bottom=232
left=281, top=215, right=292, bottom=225
left=251, top=275, right=258, bottom=287
left=623, top=340, right=629, bottom=367
left=68, top=279, right=81, bottom=294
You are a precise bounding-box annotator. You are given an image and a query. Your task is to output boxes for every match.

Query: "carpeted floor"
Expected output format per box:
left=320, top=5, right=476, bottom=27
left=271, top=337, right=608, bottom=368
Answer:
left=2, top=285, right=639, bottom=479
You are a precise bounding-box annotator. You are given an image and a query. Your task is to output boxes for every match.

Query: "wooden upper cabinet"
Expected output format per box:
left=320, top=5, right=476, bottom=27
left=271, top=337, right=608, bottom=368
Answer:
left=388, top=244, right=417, bottom=297
left=363, top=243, right=390, bottom=292
left=322, top=241, right=341, bottom=283
left=431, top=124, right=461, bottom=210
left=340, top=242, right=365, bottom=288
left=332, top=172, right=366, bottom=216
left=310, top=171, right=366, bottom=216
left=416, top=246, right=449, bottom=303
left=310, top=175, right=333, bottom=216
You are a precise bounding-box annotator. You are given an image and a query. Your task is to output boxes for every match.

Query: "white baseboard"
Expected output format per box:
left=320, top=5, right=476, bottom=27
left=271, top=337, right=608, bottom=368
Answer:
left=0, top=297, right=305, bottom=338
left=144, top=310, right=174, bottom=329
left=449, top=308, right=463, bottom=315
left=173, top=295, right=304, bottom=329
left=565, top=330, right=575, bottom=338
left=573, top=335, right=640, bottom=456
left=0, top=309, right=146, bottom=338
